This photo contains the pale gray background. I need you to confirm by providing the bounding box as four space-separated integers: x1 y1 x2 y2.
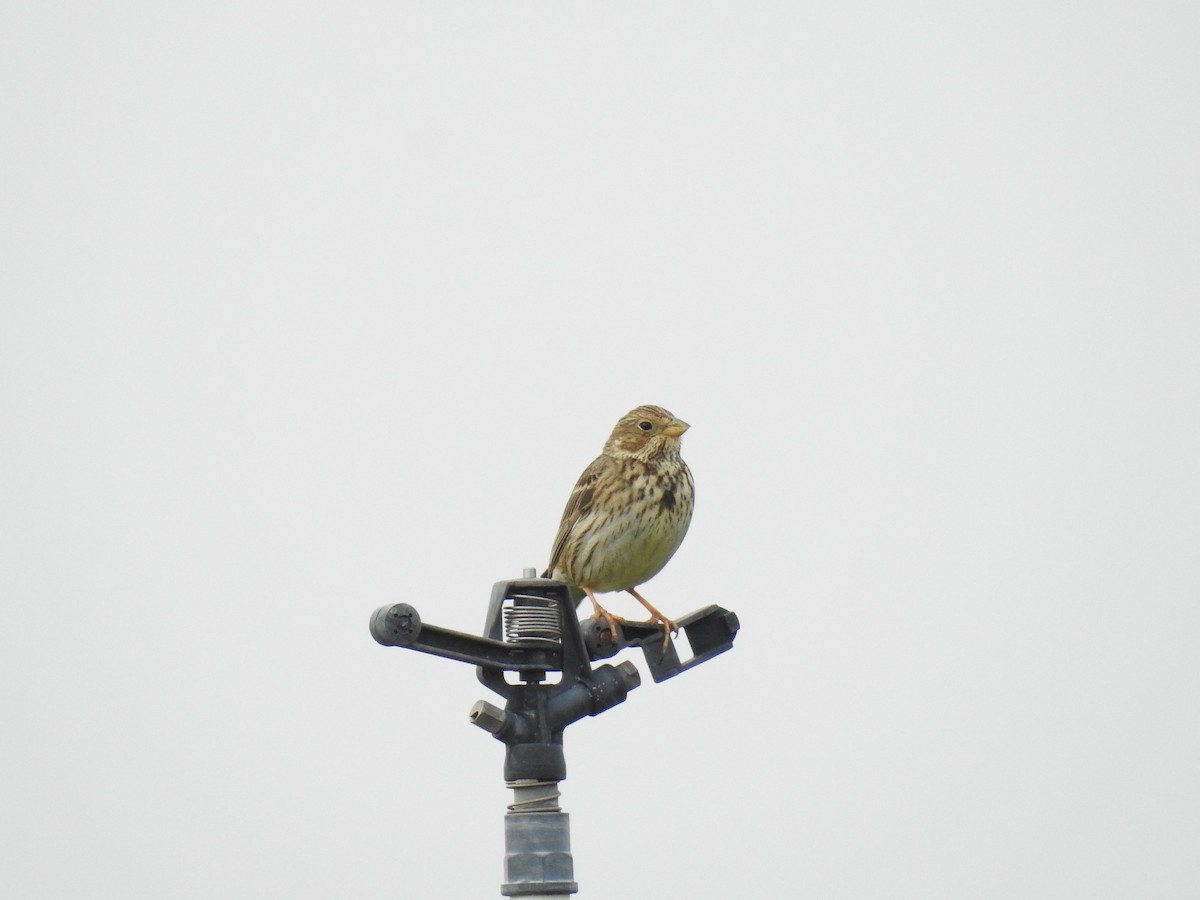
3 3 1198 898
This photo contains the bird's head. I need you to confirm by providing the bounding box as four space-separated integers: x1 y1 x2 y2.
603 405 690 460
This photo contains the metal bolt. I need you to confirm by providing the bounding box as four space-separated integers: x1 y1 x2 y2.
720 610 741 635
615 660 642 690
390 610 414 635
469 700 507 734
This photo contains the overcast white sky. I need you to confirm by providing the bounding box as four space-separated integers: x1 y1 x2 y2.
3 3 1198 898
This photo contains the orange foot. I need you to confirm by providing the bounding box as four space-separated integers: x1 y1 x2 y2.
643 615 678 650
627 587 678 649
583 587 627 646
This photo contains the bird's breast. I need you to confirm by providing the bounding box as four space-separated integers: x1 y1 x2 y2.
558 459 693 592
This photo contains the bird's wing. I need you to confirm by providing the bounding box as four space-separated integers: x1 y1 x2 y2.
545 455 608 577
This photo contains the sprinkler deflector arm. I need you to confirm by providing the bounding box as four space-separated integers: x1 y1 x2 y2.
370 580 740 684
370 603 561 672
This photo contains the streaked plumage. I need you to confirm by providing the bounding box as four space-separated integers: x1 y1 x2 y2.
545 405 694 645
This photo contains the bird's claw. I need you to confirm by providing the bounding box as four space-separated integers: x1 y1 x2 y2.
598 611 627 646
643 615 679 650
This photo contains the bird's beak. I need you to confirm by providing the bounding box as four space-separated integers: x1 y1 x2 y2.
662 419 690 438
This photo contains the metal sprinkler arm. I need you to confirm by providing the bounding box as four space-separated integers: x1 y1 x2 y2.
370 602 562 672
371 583 740 683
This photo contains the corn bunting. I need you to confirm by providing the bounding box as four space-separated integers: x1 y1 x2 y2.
544 405 694 647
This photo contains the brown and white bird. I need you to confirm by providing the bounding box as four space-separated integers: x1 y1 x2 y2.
544 404 695 647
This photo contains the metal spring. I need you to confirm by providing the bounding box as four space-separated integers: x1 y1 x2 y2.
506 779 562 813
503 595 562 643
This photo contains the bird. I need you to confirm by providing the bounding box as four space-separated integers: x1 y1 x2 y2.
543 404 694 648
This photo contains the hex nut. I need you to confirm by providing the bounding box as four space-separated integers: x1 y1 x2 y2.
469 700 507 734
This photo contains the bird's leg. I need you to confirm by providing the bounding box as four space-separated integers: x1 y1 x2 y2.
583 587 626 645
626 587 678 649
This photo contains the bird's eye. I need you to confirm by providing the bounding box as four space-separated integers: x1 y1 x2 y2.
638 421 653 431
